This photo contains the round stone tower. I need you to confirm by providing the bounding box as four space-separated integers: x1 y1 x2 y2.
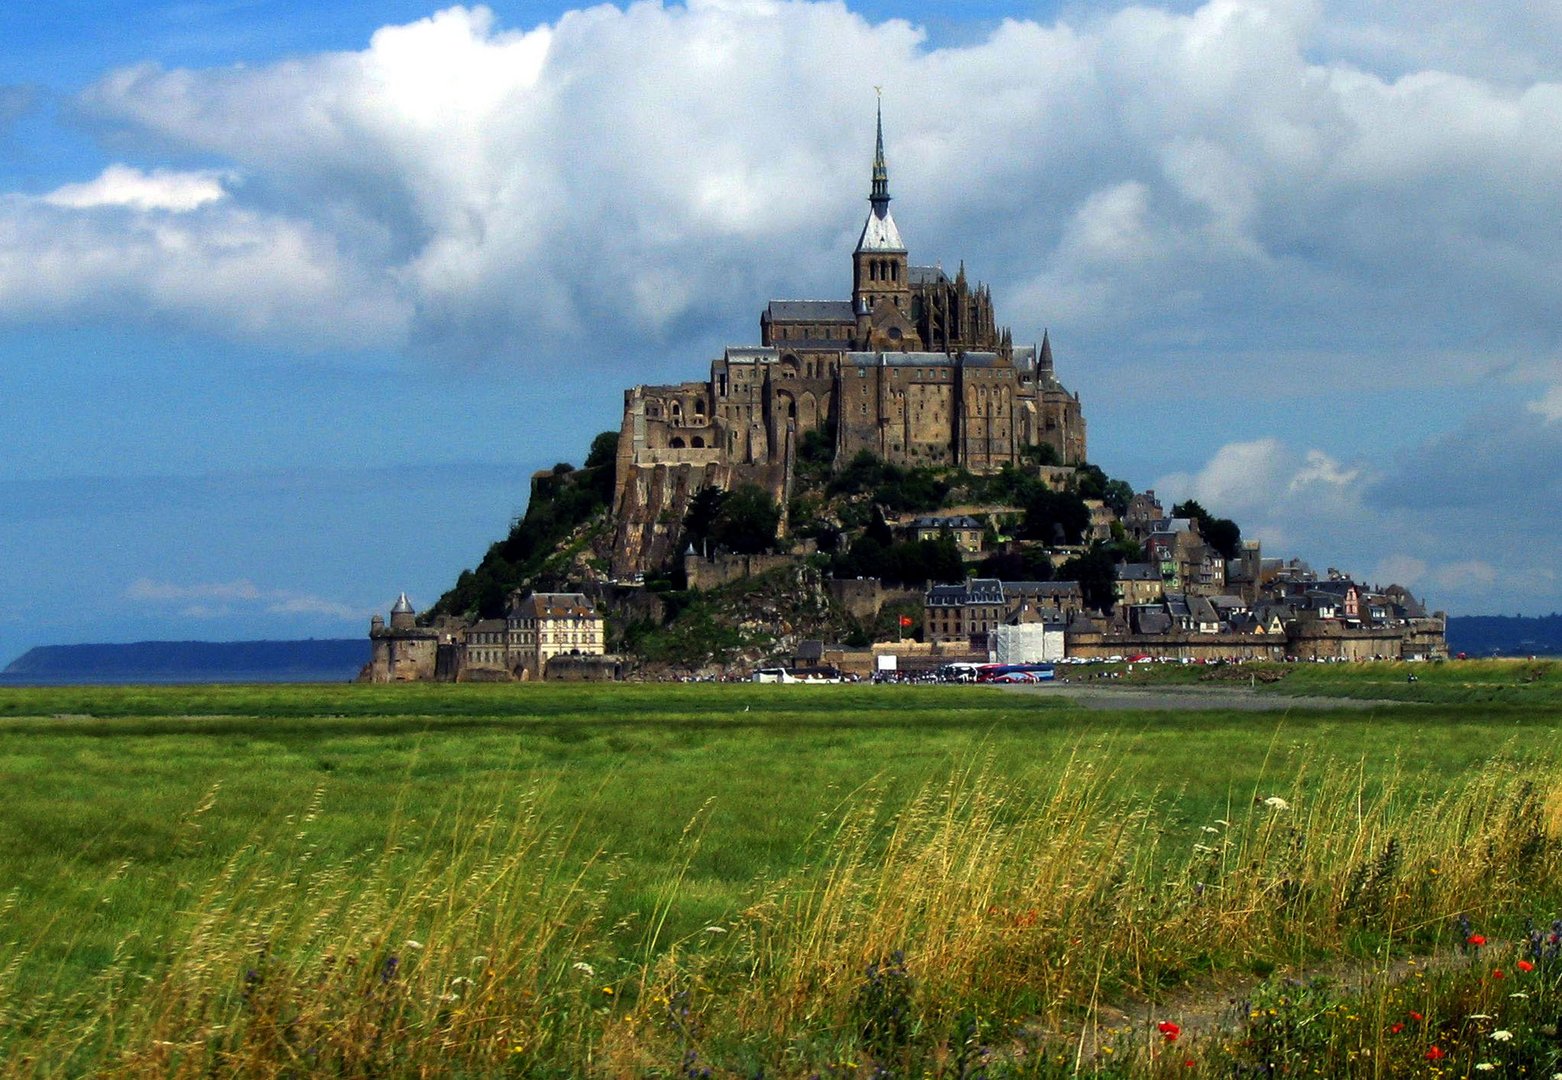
389 592 416 630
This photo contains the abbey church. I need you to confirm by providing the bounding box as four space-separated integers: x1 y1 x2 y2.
611 108 1088 576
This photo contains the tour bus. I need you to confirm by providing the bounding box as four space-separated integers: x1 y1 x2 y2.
937 662 983 683
976 663 1056 683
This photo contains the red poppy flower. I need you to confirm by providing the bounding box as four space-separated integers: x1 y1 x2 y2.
1183 1060 1195 1068
1409 1011 1424 1022
1518 960 1535 972
1390 1023 1405 1034
1426 1046 1445 1060
1493 969 1505 979
1468 934 1487 946
1158 1021 1181 1042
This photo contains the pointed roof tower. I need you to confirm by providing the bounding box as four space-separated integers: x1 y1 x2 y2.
856 95 905 253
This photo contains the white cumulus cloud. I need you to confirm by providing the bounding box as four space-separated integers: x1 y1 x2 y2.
43 165 229 212
0 0 1539 374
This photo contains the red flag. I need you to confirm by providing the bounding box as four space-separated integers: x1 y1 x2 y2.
899 615 913 627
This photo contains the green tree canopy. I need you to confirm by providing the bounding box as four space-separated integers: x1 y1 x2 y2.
1058 544 1119 614
1172 499 1243 560
1022 488 1090 546
710 484 781 555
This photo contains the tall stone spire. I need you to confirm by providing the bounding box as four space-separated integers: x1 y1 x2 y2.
855 93 904 254
870 94 891 208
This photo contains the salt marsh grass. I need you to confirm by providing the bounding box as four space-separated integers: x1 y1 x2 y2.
1 675 1560 1076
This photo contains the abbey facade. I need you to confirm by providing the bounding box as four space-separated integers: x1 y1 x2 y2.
611 109 1087 577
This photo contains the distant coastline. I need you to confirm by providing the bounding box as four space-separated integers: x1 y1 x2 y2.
1 639 370 686
0 616 1554 688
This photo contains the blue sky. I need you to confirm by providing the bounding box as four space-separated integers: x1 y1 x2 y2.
3 0 1560 660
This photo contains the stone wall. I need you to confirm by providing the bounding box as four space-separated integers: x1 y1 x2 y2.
684 551 803 591
828 577 884 621
545 655 626 681
1066 631 1288 662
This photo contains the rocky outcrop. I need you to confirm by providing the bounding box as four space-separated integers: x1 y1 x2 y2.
609 460 787 579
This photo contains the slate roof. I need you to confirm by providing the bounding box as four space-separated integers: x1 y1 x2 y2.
856 204 906 252
959 351 1002 367
772 338 852 351
391 592 414 614
1133 610 1174 635
1004 580 1082 596
1116 563 1161 582
509 592 598 619
845 351 956 368
765 300 856 322
966 578 1005 603
723 346 779 362
909 265 948 285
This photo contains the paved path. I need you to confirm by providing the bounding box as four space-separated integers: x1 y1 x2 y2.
998 682 1408 711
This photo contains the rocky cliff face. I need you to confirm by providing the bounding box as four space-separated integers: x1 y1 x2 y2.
609 460 788 579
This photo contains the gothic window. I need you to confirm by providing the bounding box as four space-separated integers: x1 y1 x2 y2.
691 436 704 448
694 397 705 415
670 437 686 449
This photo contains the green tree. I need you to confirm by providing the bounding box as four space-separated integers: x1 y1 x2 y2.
977 547 1054 581
1020 442 1061 467
1172 499 1242 560
584 431 619 471
1022 488 1090 546
710 484 781 555
682 486 728 552
1058 544 1119 613
1103 479 1134 518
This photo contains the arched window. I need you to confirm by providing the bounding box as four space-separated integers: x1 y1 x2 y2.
691 436 704 448
669 436 686 449
694 397 705 415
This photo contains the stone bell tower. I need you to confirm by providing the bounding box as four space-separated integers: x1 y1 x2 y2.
852 98 919 350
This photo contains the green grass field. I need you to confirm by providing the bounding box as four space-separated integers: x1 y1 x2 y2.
3 663 1562 1076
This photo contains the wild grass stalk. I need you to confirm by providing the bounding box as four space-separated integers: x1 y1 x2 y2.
3 752 1561 1077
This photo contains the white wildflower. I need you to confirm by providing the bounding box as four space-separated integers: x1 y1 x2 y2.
702 925 728 934
1491 1029 1513 1042
1510 992 1530 999
1263 796 1291 811
1475 1064 1495 1072
404 939 424 951
572 961 596 977
1201 826 1221 834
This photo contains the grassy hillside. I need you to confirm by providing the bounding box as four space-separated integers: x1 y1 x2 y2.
3 670 1561 1076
